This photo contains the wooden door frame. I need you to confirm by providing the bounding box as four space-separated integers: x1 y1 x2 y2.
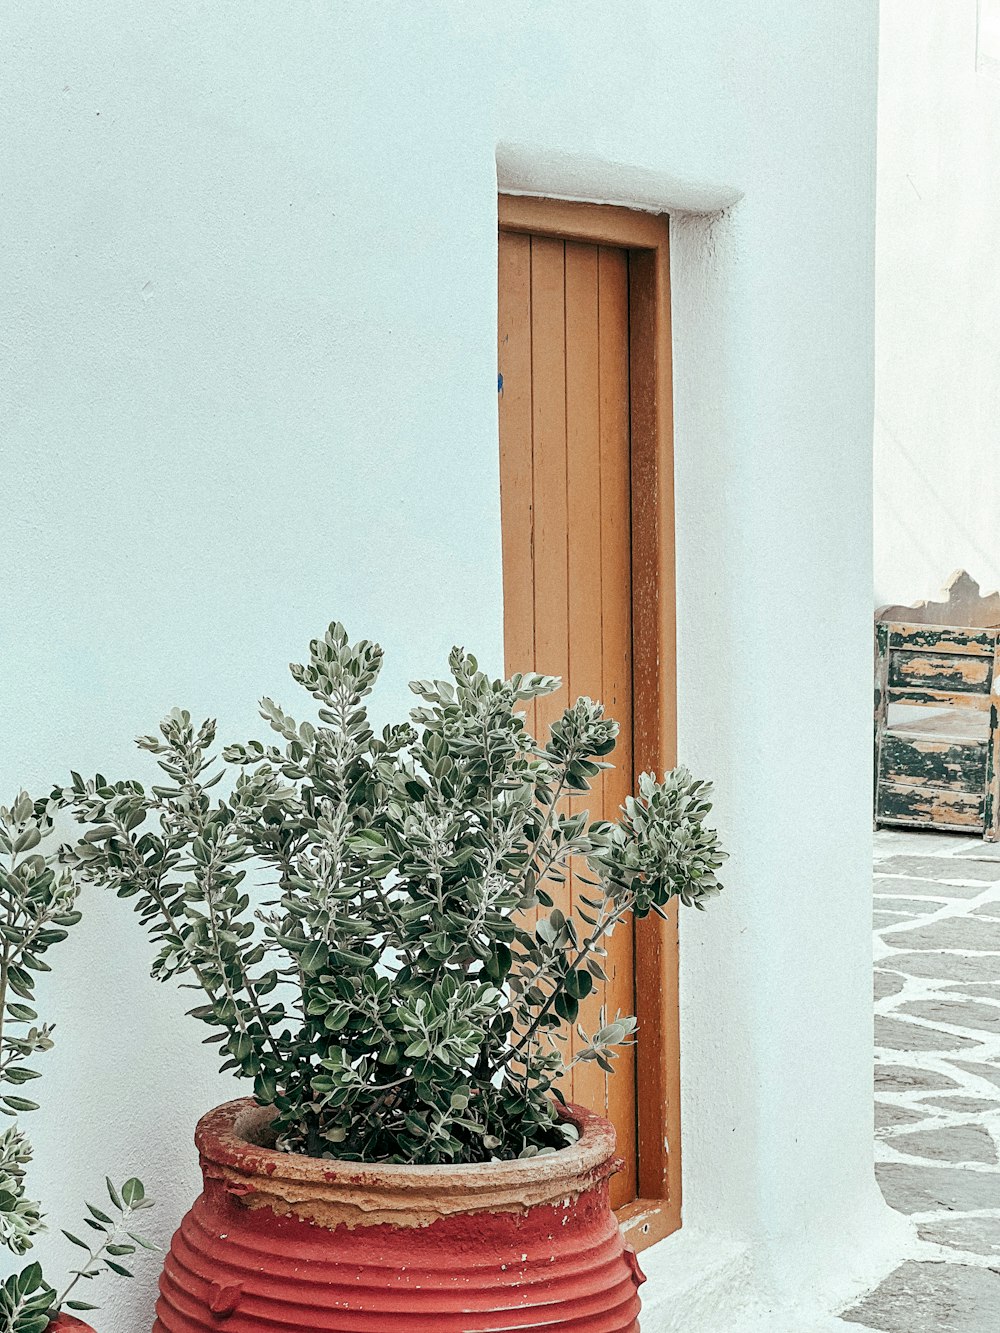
498 194 680 1249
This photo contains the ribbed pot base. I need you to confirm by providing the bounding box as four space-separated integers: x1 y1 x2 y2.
153 1099 643 1333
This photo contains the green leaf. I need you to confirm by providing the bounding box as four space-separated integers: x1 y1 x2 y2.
121 1178 145 1208
1 1096 39 1113
12 828 41 854
298 941 326 974
17 1261 43 1294
4 1067 41 1084
127 1230 158 1250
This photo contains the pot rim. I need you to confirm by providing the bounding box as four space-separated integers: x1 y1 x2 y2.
195 1097 621 1225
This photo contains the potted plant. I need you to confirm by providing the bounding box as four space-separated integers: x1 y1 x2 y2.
62 623 725 1331
0 793 153 1333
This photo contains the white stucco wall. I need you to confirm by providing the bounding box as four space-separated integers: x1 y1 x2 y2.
1 4 899 1329
875 0 1000 606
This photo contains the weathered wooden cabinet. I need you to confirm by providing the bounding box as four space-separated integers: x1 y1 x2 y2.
874 572 1000 840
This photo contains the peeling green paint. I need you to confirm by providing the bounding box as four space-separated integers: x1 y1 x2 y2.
881 733 987 791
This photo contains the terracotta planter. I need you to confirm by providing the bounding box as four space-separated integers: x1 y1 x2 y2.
154 1098 644 1332
49 1317 95 1332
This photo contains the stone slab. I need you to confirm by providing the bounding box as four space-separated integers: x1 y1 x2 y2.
917 1215 1000 1256
875 1064 960 1094
841 1261 1000 1332
878 855 1000 882
874 876 982 899
875 971 905 1001
875 911 912 930
920 1094 1000 1113
971 902 1000 919
956 843 1000 860
876 1162 1000 1213
876 1102 930 1130
873 897 944 915
889 1123 998 1165
947 1060 1000 1091
882 916 1000 952
881 952 1000 984
875 831 979 859
899 998 1000 1035
875 1016 980 1052
939 982 1000 1000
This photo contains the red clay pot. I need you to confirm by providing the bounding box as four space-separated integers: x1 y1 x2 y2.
49 1318 95 1331
154 1098 644 1332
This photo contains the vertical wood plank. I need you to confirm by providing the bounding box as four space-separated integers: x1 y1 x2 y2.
629 243 680 1219
498 231 535 738
529 235 570 728
529 236 573 1050
597 246 638 1207
564 240 605 1111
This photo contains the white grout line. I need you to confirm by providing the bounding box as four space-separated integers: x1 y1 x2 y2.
868 831 1000 1273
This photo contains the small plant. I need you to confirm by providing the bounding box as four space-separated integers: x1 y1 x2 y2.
0 794 153 1333
61 624 725 1166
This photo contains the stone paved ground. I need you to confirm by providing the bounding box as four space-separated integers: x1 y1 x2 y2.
840 829 1000 1332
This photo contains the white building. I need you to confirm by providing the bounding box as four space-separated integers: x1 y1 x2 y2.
876 0 1000 606
1 4 906 1329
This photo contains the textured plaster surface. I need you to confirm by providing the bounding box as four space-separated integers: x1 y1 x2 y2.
0 3 884 1331
839 829 1000 1331
875 0 1000 607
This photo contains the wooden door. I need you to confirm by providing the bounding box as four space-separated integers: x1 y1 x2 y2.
497 196 679 1240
